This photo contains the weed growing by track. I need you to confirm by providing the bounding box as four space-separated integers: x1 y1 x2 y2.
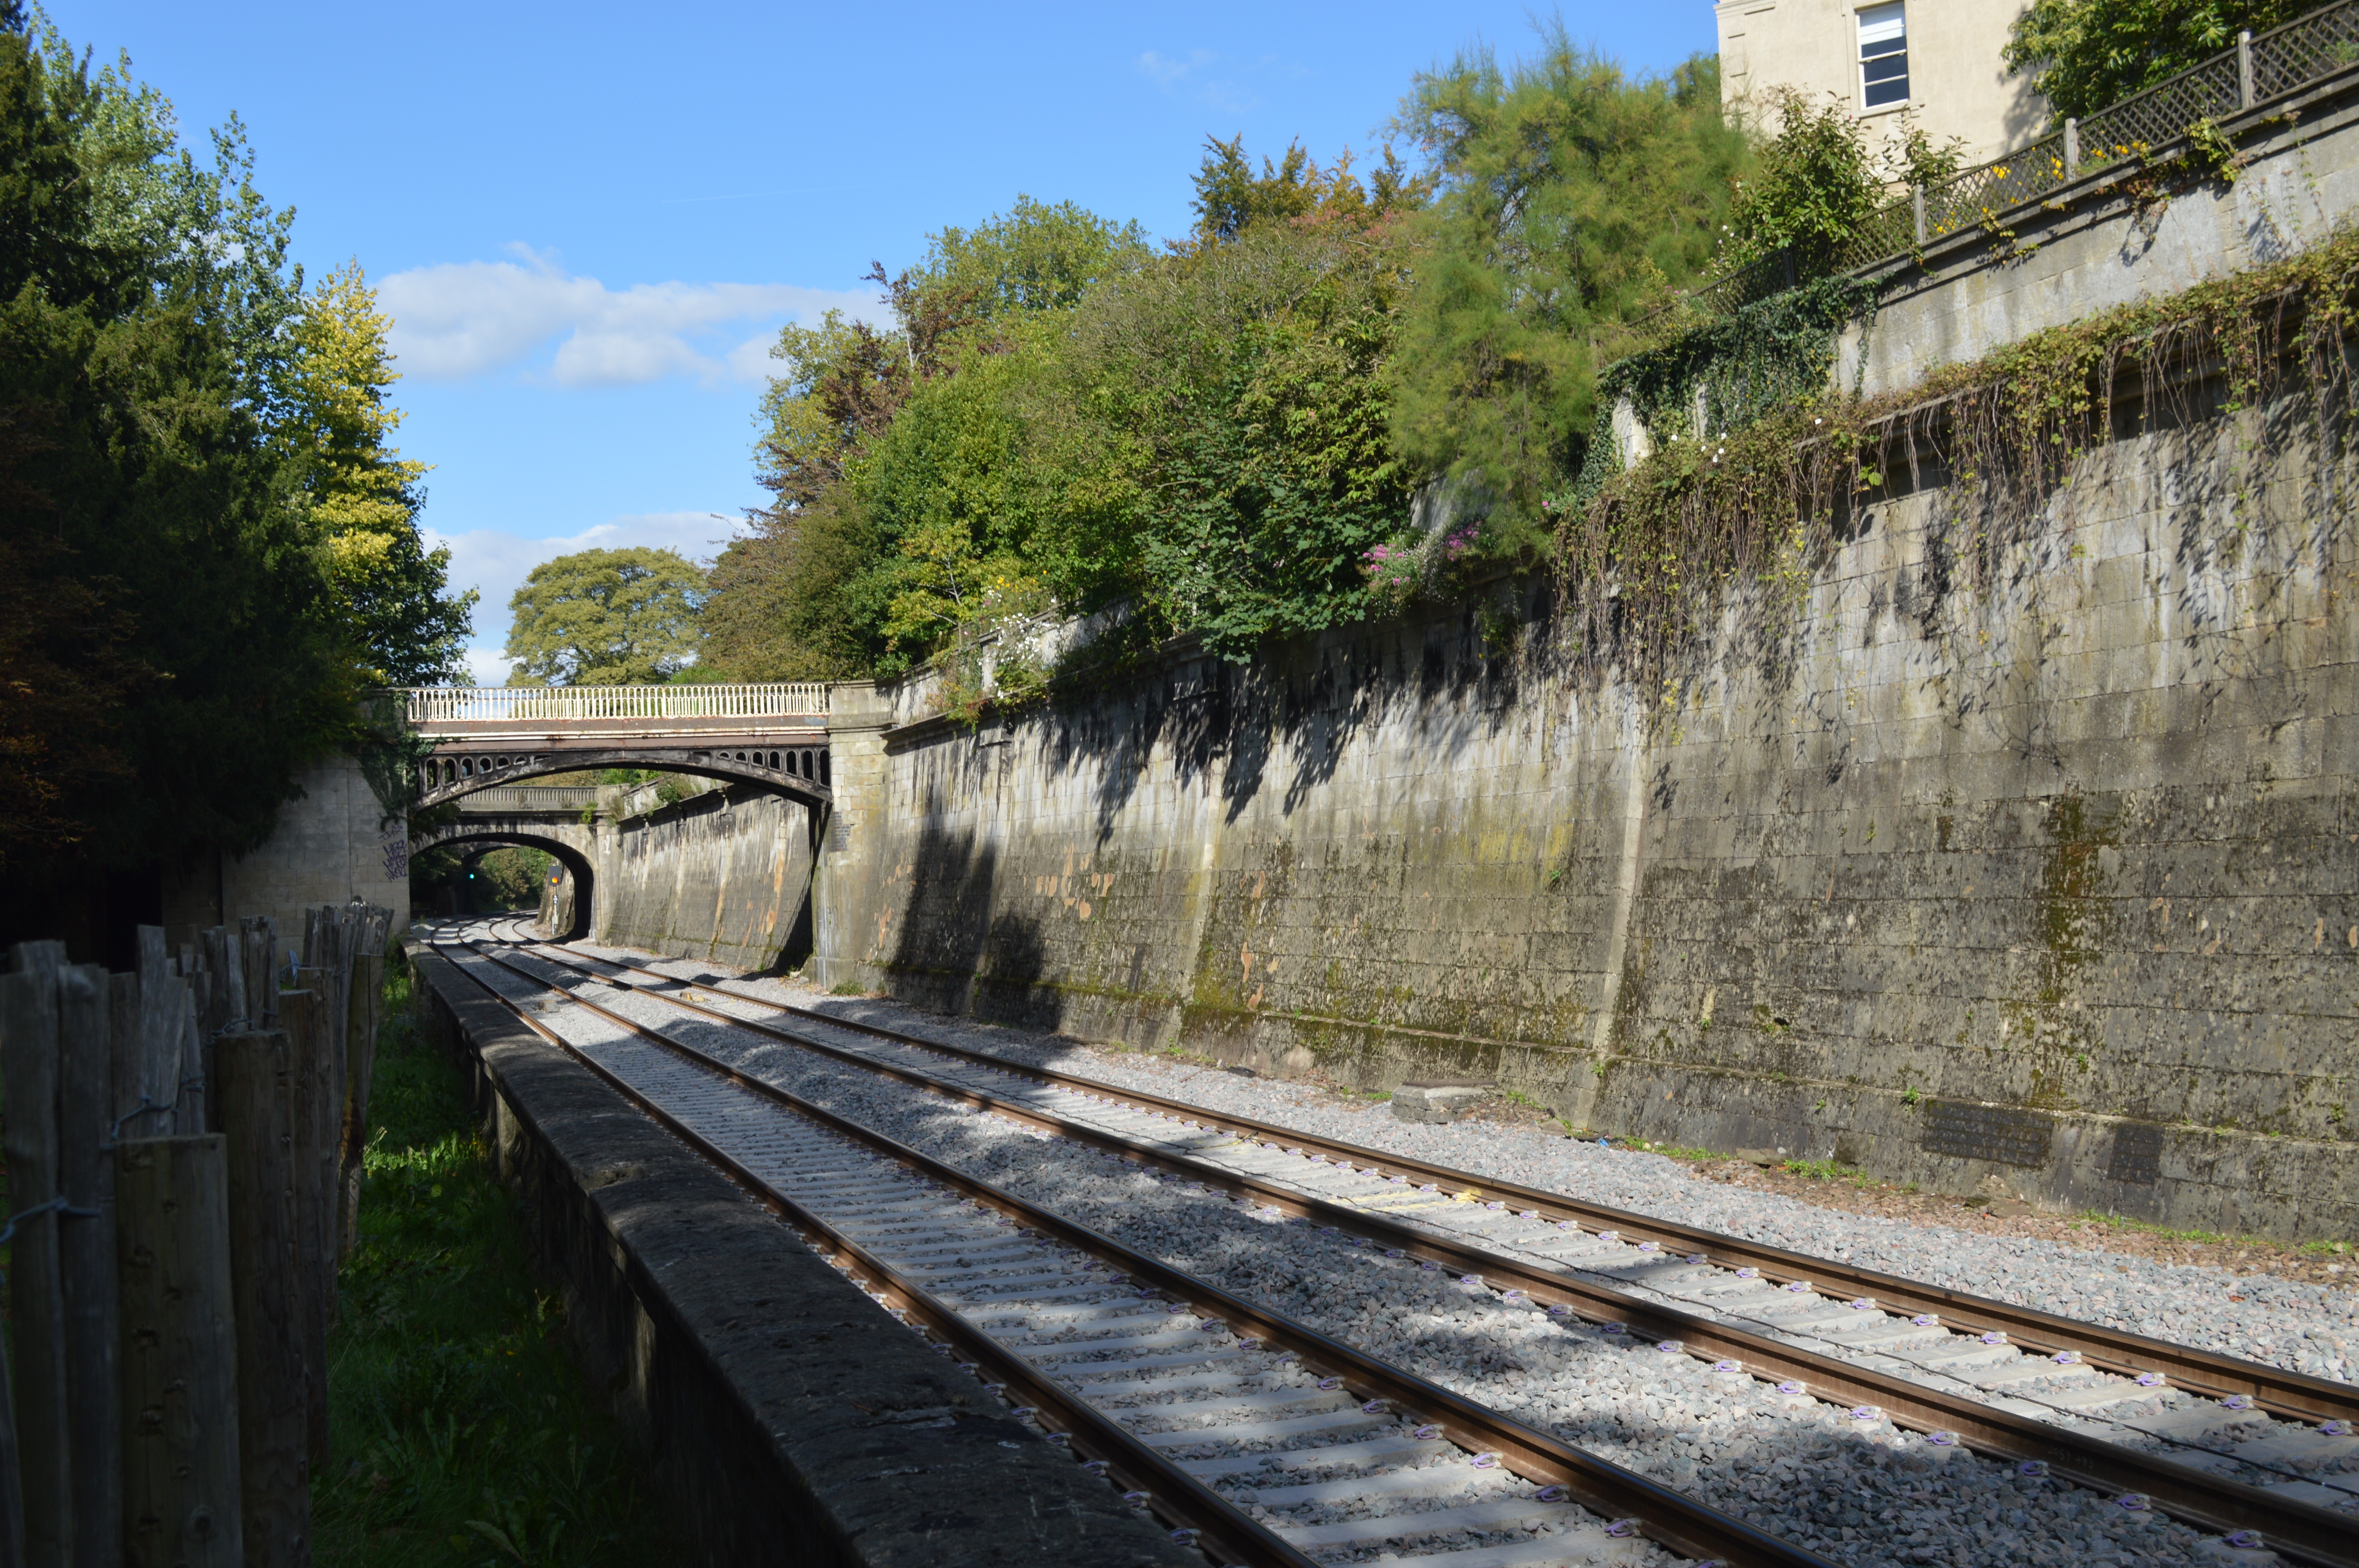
313 963 677 1568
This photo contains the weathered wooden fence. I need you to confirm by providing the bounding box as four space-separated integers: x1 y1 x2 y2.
0 902 394 1568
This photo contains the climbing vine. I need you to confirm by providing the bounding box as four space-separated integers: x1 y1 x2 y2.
1545 220 2359 715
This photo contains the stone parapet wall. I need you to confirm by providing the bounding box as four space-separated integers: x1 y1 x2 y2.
840 401 2359 1243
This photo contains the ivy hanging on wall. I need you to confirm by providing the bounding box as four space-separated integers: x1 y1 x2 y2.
1539 221 2359 718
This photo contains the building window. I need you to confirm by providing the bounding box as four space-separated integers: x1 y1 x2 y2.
1859 2 1908 108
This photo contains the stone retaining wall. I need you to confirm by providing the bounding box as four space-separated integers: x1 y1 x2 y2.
411 949 1196 1568
594 785 818 973
820 396 2359 1244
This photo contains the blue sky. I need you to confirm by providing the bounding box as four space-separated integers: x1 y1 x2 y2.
48 2 1716 682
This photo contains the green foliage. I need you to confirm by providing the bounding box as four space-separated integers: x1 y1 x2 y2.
1779 1156 1868 1182
1190 137 1427 242
916 193 1152 318
1563 272 1874 514
706 144 1442 682
0 10 469 890
707 198 1156 682
1721 90 1964 274
472 846 551 908
25 5 304 411
1382 37 1750 530
2004 0 2306 122
502 546 705 686
313 965 672 1566
1050 219 1418 659
0 9 357 879
856 343 1050 669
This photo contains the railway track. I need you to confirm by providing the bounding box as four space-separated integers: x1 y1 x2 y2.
447 920 2359 1564
427 921 1830 1568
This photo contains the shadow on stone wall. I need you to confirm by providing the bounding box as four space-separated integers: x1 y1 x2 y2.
882 797 1050 1024
1024 581 1567 852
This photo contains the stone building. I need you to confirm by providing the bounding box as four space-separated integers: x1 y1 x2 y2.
1713 0 2049 162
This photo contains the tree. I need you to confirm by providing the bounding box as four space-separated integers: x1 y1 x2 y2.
2003 0 2306 121
503 546 705 685
277 260 474 684
918 194 1150 316
705 196 1153 681
1048 219 1416 659
0 3 354 891
1190 137 1427 242
1721 91 1964 274
475 844 551 907
1383 37 1750 526
28 11 304 414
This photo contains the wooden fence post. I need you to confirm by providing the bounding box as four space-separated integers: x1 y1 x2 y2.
173 979 206 1138
0 954 72 1568
340 947 386 1258
116 1135 243 1568
214 1028 308 1568
199 927 242 1036
238 917 277 1030
280 983 337 1465
300 911 353 1272
130 930 183 1138
56 966 122 1568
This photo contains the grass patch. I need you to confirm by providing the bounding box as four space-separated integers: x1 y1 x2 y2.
1778 1157 1871 1185
314 962 676 1568
2073 1208 2354 1255
2071 1208 2233 1245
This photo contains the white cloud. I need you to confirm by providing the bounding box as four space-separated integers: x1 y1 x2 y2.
428 510 750 683
1135 47 1258 113
380 247 881 387
1138 48 1214 86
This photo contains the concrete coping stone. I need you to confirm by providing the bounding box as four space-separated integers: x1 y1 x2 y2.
414 952 1198 1568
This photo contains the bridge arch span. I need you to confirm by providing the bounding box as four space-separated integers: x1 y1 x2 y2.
416 747 831 812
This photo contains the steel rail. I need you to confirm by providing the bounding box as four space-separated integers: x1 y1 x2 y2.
471 929 2359 1567
429 932 1835 1568
518 934 2357 1430
424 938 1301 1568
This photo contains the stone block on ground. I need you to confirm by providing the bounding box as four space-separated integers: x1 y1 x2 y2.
1392 1080 1493 1125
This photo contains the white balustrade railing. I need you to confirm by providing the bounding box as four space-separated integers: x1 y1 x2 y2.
453 786 602 810
391 683 830 726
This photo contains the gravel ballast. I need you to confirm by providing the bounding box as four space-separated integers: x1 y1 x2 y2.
447 931 2354 1564
581 946 2350 1392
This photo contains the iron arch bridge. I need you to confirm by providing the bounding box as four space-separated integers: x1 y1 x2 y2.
393 684 833 810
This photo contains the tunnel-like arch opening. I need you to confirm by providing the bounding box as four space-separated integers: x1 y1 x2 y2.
413 830 595 941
